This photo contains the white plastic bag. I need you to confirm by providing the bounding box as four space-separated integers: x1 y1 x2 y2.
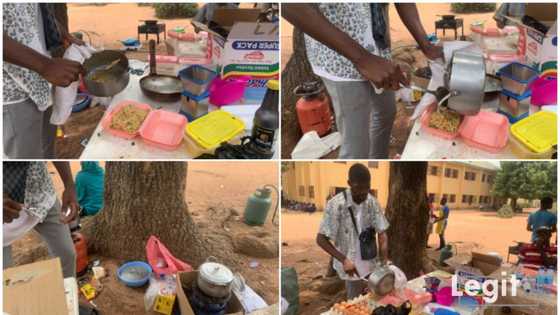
51 44 97 125
291 131 341 159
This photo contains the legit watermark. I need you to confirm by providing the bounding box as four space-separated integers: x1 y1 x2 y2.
451 271 520 303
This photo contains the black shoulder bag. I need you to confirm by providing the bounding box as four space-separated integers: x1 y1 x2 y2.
344 191 377 260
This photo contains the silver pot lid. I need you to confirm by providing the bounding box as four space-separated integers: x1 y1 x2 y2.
199 261 234 286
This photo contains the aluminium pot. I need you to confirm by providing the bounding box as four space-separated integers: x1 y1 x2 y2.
197 256 234 298
445 50 486 116
139 39 182 102
366 261 395 297
83 50 129 97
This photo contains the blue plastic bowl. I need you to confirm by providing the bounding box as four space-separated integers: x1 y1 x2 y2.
117 261 152 287
72 93 92 113
121 38 140 47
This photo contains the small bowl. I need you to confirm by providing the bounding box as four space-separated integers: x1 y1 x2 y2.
117 261 152 287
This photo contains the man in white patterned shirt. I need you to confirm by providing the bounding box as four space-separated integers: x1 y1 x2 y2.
317 163 389 299
3 162 79 278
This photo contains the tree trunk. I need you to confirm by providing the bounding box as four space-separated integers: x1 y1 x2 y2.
384 162 429 279
511 197 518 212
281 25 319 158
89 162 207 266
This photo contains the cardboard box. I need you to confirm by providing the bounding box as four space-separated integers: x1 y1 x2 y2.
4 258 68 315
506 4 557 70
176 270 244 315
446 252 506 290
220 22 279 80
213 8 262 30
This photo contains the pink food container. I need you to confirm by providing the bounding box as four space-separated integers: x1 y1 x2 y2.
420 105 462 140
530 76 557 106
101 100 152 140
458 111 509 153
139 110 188 150
209 76 251 106
435 287 454 307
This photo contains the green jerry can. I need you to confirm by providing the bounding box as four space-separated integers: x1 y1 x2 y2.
244 185 278 226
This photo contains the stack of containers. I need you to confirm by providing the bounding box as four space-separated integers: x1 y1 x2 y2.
496 62 539 123
179 65 217 120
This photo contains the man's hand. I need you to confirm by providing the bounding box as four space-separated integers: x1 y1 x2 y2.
420 42 444 60
61 30 85 47
354 53 409 91
343 258 359 277
4 194 22 224
60 188 79 224
38 58 83 87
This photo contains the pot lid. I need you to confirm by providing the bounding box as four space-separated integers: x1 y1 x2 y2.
199 261 234 285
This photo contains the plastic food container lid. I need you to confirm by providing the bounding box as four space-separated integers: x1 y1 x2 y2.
458 112 509 152
510 111 557 153
185 110 245 149
266 80 279 91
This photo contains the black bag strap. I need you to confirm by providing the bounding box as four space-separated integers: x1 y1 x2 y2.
343 191 360 236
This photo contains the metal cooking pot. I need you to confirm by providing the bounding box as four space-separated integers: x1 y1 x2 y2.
197 257 234 298
83 50 129 97
445 50 486 116
366 261 395 297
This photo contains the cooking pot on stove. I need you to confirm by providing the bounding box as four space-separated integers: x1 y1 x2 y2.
366 261 396 296
197 256 234 298
444 50 486 116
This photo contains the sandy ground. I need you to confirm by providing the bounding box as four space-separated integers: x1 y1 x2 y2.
281 4 498 157
10 161 279 314
281 209 538 314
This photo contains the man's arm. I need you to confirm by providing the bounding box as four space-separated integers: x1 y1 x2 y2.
282 4 407 90
377 231 389 263
395 4 443 60
53 162 78 223
4 34 82 87
316 233 358 276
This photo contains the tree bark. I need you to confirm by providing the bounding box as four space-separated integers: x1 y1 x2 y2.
89 162 207 266
281 25 319 158
384 162 429 279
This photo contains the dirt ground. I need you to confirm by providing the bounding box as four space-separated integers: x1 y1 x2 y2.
281 4 498 158
281 209 538 314
9 162 279 314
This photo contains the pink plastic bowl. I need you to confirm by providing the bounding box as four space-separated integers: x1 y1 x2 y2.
102 100 152 140
530 76 557 106
209 76 251 106
139 110 187 150
458 111 509 153
420 105 462 140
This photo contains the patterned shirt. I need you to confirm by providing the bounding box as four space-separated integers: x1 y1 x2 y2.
319 188 390 280
304 3 391 81
3 162 56 221
3 3 52 109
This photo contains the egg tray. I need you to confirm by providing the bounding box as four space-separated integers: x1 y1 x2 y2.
326 294 377 315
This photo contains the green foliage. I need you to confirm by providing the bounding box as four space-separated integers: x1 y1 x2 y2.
492 162 557 201
153 3 198 19
497 204 514 218
450 3 496 13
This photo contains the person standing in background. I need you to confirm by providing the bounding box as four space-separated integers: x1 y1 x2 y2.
435 197 450 251
76 161 105 217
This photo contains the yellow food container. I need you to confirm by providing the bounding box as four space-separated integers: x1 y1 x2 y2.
510 111 557 156
184 110 245 156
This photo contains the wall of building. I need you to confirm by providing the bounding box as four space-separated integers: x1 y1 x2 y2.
282 161 499 211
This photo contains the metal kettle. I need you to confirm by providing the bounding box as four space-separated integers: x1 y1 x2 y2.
444 50 486 116
365 261 395 296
